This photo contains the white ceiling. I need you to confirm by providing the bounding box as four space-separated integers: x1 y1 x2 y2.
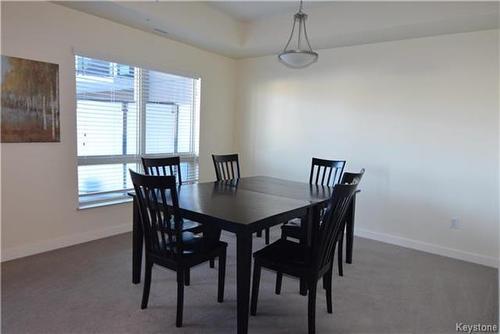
57 1 499 59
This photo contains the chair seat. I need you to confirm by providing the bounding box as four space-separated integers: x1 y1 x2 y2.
253 239 312 274
281 218 303 240
165 232 203 254
164 232 227 257
165 219 201 232
284 218 301 227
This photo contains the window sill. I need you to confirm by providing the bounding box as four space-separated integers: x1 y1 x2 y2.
78 196 132 210
77 179 199 210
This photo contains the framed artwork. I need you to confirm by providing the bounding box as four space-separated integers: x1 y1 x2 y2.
1 55 60 142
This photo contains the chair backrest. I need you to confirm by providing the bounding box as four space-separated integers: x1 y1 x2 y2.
212 154 240 181
142 156 183 185
341 168 365 186
130 170 184 258
309 158 346 187
313 180 360 272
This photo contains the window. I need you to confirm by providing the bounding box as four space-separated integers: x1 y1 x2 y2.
76 55 200 208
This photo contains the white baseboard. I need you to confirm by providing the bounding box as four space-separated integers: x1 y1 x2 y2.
1 223 132 262
355 227 499 268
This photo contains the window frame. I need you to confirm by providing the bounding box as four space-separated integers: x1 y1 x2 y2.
75 55 201 209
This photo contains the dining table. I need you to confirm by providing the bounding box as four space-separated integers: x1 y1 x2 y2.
130 175 355 334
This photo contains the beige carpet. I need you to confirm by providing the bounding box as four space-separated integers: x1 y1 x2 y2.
2 230 498 333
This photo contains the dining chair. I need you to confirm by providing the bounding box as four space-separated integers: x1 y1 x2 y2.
339 169 364 266
276 169 364 295
142 156 200 232
250 181 360 334
212 153 271 244
316 169 364 295
281 158 346 241
130 170 227 328
142 156 210 277
142 156 184 181
212 153 241 181
278 158 345 294
309 157 346 187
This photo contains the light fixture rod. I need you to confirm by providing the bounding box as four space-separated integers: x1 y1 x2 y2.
282 16 296 52
277 0 319 68
302 17 313 51
298 16 302 49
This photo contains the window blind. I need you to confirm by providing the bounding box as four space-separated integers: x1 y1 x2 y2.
76 55 200 207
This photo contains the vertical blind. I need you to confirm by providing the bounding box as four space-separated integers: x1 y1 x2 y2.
76 55 200 207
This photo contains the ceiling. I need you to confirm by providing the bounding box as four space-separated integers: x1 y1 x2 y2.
57 1 499 59
207 1 325 22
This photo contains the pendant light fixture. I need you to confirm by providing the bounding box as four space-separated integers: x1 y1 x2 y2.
278 0 319 69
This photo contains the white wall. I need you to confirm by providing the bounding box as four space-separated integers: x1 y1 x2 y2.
1 3 498 268
0 2 236 260
236 30 499 267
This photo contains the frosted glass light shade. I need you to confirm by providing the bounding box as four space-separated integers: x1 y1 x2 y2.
278 50 319 69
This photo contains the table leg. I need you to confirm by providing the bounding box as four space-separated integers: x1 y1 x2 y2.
236 232 253 334
299 213 309 295
345 195 356 264
132 197 143 284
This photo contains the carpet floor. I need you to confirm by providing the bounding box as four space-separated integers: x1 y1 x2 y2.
2 230 498 334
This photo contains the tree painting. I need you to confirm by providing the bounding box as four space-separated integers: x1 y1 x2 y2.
1 56 60 142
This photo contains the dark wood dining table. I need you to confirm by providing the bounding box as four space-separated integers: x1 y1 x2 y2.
131 176 349 334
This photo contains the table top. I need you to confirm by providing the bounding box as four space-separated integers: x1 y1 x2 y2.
131 176 332 233
229 176 333 203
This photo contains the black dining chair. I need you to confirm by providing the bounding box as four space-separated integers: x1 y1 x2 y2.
281 158 346 241
142 156 214 277
340 170 364 265
130 170 227 328
212 153 271 244
212 153 241 181
142 156 201 231
142 156 184 181
278 158 345 294
250 181 360 334
277 169 364 294
315 170 364 294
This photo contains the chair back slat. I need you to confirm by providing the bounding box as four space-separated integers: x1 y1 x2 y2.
309 158 346 187
142 156 183 185
130 170 184 258
212 154 240 181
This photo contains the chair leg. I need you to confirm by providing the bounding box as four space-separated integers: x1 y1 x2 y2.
184 269 190 286
217 252 226 303
141 260 153 309
250 263 261 316
300 279 307 296
346 196 356 264
307 281 317 334
209 258 215 268
176 270 185 328
275 272 283 295
265 227 270 245
325 269 333 313
323 260 334 290
338 230 344 277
